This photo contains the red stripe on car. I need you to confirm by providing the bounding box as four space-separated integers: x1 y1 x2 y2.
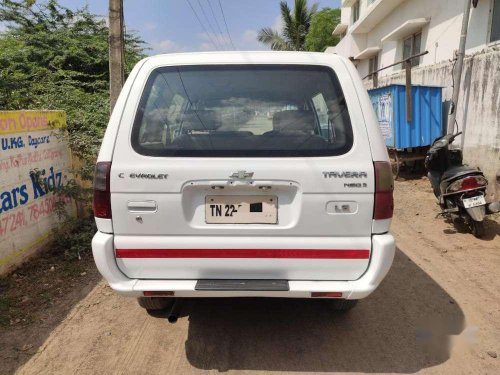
115 249 370 259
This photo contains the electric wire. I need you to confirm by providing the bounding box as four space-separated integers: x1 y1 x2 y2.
206 0 230 50
185 0 219 50
196 0 224 50
218 0 236 50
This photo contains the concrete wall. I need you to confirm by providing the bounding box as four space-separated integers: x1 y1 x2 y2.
0 111 75 275
364 48 500 201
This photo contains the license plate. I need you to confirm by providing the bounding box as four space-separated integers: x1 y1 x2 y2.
463 195 486 208
206 195 277 224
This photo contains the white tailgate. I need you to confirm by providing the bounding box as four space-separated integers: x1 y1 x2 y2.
105 53 376 281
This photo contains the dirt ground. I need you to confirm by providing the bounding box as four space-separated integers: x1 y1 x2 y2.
1 177 499 375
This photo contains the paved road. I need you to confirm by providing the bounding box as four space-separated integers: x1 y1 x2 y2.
16 179 500 374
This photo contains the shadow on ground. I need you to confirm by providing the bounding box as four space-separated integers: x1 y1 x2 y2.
0 254 101 375
161 248 465 373
443 217 500 241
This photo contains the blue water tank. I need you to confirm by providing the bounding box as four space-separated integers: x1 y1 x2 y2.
368 84 444 149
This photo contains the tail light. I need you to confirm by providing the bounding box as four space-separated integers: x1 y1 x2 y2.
93 162 112 219
373 161 394 220
448 176 487 192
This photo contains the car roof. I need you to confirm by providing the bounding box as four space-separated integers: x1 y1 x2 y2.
141 51 348 67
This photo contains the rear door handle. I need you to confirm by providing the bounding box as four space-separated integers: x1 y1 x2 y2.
127 201 157 213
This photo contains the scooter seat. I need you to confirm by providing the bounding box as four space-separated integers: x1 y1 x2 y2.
441 165 480 181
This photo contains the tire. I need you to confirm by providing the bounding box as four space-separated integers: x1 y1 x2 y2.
470 220 485 238
389 149 400 180
137 297 174 311
328 299 358 312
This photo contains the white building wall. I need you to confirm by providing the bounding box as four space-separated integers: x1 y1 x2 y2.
357 58 370 78
334 0 497 76
466 1 494 51
362 0 493 76
340 5 351 25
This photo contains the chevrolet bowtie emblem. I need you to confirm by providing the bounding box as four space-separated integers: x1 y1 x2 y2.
230 170 254 179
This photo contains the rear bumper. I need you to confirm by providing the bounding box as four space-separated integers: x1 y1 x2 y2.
92 232 395 299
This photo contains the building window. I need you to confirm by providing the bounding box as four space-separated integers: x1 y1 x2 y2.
491 0 500 42
352 1 360 24
402 32 422 67
369 54 379 75
369 54 379 84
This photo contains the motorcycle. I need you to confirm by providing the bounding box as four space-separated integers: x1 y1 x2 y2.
425 132 500 237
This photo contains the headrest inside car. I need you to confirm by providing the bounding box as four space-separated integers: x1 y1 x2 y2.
272 110 315 133
182 110 219 131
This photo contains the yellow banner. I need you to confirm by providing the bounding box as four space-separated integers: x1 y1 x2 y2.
0 111 66 135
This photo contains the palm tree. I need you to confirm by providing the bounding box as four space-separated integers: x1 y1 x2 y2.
258 0 318 51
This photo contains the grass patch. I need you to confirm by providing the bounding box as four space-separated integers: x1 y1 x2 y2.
0 314 10 326
61 262 85 278
0 295 14 311
38 293 52 304
0 296 15 327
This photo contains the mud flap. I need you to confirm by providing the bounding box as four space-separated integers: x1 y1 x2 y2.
465 205 486 222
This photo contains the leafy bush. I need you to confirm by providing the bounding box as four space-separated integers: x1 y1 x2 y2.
0 0 145 174
0 0 146 258
305 8 341 52
50 216 97 260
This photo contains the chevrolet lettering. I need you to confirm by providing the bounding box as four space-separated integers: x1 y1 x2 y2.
129 173 168 180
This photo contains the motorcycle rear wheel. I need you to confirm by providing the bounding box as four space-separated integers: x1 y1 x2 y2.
470 220 485 238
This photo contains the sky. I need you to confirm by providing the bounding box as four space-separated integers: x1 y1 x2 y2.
55 0 341 54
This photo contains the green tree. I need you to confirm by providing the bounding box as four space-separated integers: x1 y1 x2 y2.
0 0 145 181
305 8 341 52
258 0 318 51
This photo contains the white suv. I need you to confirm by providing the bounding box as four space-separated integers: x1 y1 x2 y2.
92 52 395 312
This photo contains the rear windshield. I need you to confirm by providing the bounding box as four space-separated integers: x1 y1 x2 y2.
131 65 353 157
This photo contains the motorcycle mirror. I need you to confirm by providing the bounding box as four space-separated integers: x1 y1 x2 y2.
450 131 463 143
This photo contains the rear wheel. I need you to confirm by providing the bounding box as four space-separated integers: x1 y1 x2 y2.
137 297 174 311
327 299 358 312
470 220 485 238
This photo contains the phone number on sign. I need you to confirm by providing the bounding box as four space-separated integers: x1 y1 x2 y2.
0 195 71 237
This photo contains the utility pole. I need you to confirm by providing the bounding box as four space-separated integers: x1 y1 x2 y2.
109 0 125 112
447 0 472 134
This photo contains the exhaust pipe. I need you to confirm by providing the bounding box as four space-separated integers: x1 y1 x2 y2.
167 299 181 323
487 201 500 214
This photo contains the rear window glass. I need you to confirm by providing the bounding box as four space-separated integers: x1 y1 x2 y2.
131 65 353 157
